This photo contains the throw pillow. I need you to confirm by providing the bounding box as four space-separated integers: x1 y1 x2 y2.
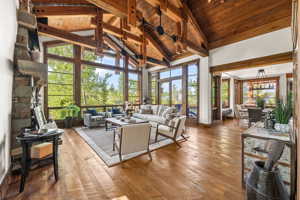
162 107 173 118
151 105 159 115
140 109 153 114
87 109 97 116
112 108 122 114
158 105 166 117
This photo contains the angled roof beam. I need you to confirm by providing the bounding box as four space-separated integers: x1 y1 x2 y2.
140 23 172 62
144 0 208 49
38 23 97 49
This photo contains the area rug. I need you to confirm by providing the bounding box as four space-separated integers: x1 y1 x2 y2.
75 126 187 166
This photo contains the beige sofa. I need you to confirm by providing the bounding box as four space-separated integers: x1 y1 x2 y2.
132 104 178 125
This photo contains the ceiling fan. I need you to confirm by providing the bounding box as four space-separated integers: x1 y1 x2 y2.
143 7 178 43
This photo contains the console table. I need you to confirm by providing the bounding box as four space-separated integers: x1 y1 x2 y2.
241 127 296 200
16 129 64 193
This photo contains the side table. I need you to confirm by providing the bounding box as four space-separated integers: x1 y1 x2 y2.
16 129 64 193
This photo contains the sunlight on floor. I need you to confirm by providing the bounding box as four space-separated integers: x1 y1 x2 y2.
112 195 130 200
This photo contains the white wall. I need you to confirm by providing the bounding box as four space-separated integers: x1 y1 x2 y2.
210 28 293 66
0 0 17 184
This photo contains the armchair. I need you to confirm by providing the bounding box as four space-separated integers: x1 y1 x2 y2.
83 111 107 128
113 123 152 162
155 116 187 147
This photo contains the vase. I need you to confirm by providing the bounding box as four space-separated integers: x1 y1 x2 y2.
274 123 281 132
274 123 290 133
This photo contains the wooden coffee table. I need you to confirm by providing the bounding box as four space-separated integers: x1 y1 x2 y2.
105 117 148 131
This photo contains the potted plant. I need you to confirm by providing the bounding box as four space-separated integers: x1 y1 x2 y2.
256 96 266 109
61 104 80 128
273 94 293 133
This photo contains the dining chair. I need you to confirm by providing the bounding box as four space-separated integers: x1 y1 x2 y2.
113 123 152 162
235 105 248 127
248 108 263 127
155 116 187 147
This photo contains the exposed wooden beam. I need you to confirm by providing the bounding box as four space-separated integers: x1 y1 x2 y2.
91 17 142 44
103 35 139 66
210 52 293 73
32 6 97 16
104 34 168 67
38 23 97 49
144 0 182 22
32 0 89 4
180 1 208 48
185 40 208 57
144 0 208 49
84 0 127 17
141 23 172 61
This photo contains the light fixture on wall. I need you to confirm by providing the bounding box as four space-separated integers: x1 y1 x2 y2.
250 69 275 90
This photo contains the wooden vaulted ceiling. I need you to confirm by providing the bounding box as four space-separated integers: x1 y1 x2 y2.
187 0 292 49
32 0 292 67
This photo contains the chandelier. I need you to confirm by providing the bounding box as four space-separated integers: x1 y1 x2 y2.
250 69 275 90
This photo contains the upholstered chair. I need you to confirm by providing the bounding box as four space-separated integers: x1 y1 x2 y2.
113 123 152 162
155 116 187 147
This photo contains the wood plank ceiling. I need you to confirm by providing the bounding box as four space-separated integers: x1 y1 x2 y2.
32 0 292 67
187 0 292 49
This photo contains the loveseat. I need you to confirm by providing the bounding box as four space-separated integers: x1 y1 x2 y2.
132 104 179 125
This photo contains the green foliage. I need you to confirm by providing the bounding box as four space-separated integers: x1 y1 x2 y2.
256 96 265 108
61 104 80 119
273 94 293 124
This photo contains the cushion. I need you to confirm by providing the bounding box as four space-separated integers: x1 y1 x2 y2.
140 109 153 114
158 125 173 137
140 104 152 110
151 105 159 115
162 107 176 118
158 105 167 117
112 108 122 114
86 109 97 116
91 116 104 121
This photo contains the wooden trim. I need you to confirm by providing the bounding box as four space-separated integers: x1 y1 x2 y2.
0 171 11 199
74 45 81 107
210 52 293 73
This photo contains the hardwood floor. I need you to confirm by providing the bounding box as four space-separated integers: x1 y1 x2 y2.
6 120 246 200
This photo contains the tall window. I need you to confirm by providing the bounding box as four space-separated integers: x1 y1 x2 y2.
150 73 158 104
128 73 140 104
47 44 74 119
222 79 230 108
81 65 124 106
243 79 278 106
187 63 199 118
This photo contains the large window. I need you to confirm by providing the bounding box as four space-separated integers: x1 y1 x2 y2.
47 45 74 120
128 73 140 104
222 79 230 108
81 65 124 106
242 79 278 106
45 42 141 120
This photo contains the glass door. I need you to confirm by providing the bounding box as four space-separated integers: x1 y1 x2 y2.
187 64 199 119
171 79 182 110
160 81 170 105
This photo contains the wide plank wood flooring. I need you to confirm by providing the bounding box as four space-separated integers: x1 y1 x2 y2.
6 120 245 200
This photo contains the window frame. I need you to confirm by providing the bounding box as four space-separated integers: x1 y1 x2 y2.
43 41 142 120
